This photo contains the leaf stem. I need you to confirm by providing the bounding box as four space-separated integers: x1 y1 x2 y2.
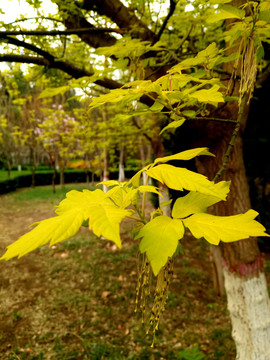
127 215 145 222
142 173 150 219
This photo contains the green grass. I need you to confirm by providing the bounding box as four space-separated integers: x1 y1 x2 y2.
0 169 33 181
8 183 94 203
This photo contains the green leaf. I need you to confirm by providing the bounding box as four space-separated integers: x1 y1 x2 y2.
154 147 214 165
172 181 230 219
135 216 185 275
183 210 270 245
146 164 228 200
1 211 84 260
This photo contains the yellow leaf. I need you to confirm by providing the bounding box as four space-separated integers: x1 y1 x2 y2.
1 211 84 260
146 164 228 200
172 182 230 218
136 216 184 275
154 147 214 164
56 189 131 246
183 210 270 245
190 85 224 105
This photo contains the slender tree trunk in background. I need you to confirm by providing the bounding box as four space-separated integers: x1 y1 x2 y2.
139 138 148 185
30 148 37 187
91 170 95 185
102 147 109 193
84 155 90 189
85 169 90 189
49 154 57 194
60 167 65 189
6 160 11 179
31 167 36 187
118 144 125 182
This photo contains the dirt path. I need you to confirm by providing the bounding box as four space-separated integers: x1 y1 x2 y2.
0 195 55 251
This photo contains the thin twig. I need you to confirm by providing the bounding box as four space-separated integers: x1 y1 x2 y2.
185 116 237 124
213 92 248 183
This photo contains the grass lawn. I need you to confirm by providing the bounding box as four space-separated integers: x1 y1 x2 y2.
1 185 263 359
0 169 34 181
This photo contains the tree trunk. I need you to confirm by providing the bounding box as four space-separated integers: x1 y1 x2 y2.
193 110 270 359
224 269 270 360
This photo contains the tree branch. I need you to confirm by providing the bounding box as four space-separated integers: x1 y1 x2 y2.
0 54 122 89
81 0 157 42
156 0 177 42
56 1 117 48
1 35 55 61
0 28 125 36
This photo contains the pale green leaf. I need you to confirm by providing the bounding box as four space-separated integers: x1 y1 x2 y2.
183 210 270 245
160 119 185 134
146 164 228 200
160 199 173 208
39 86 70 99
135 216 185 275
207 5 245 23
98 180 121 187
259 10 270 22
190 85 224 104
180 43 219 67
128 165 151 187
149 101 164 112
172 181 230 218
106 186 137 209
154 147 214 165
137 185 163 196
256 46 265 62
1 211 84 260
182 110 196 117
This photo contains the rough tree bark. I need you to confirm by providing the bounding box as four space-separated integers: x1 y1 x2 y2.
192 81 270 359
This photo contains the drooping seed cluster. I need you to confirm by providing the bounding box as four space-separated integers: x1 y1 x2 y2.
135 254 175 345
